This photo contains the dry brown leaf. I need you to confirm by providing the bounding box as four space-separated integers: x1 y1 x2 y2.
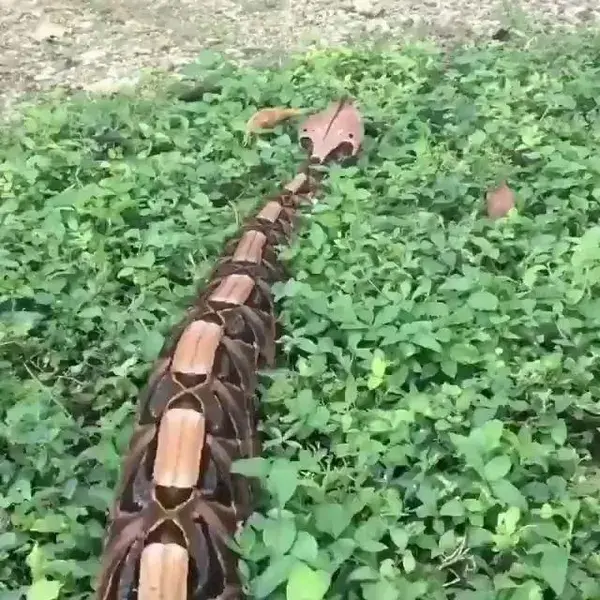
486 182 515 219
245 107 306 134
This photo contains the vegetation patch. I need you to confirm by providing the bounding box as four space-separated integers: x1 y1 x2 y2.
2 32 600 600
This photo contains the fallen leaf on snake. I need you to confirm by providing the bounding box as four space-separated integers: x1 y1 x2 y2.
486 182 516 219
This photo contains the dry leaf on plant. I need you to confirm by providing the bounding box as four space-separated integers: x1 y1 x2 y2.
486 182 516 219
244 107 308 144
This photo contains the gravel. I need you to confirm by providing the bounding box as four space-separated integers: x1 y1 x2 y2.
1 0 600 110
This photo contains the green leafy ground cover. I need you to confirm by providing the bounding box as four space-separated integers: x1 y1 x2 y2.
3 30 600 600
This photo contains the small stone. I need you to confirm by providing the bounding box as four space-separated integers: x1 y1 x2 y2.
84 77 140 94
352 0 384 18
169 56 192 68
224 48 245 59
158 57 178 71
576 7 595 21
32 19 67 42
80 49 106 63
365 18 390 33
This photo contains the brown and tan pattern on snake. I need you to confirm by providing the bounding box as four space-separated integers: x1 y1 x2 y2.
95 98 364 600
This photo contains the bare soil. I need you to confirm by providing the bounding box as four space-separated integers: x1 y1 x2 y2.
1 0 599 111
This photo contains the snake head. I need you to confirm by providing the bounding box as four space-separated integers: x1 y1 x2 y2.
299 97 364 164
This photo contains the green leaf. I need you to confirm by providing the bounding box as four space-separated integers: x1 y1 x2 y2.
539 544 569 595
440 498 465 517
252 555 295 598
371 349 387 378
499 507 521 535
467 291 499 311
522 265 545 288
389 528 409 551
26 544 45 581
509 581 543 600
550 420 567 445
572 226 600 267
367 374 384 390
441 359 457 377
413 333 442 352
286 563 331 600
309 223 327 250
491 479 528 510
344 375 358 404
483 455 512 481
290 532 319 562
449 343 480 364
295 388 317 417
314 503 352 538
0 532 17 552
263 516 297 555
267 459 299 507
373 304 401 328
26 580 61 600
361 579 400 600
469 129 486 146
30 514 66 534
140 330 164 361
402 550 416 573
478 419 504 450
231 457 270 478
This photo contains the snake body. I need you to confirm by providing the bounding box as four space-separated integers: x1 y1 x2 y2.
96 98 364 600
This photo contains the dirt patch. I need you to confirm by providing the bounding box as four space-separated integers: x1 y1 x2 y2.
1 0 599 110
